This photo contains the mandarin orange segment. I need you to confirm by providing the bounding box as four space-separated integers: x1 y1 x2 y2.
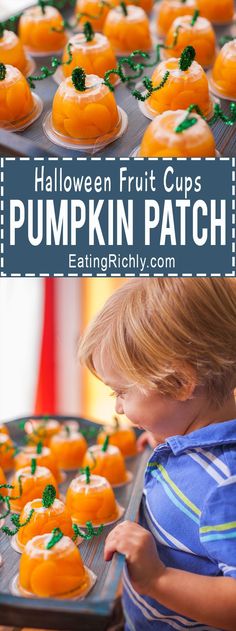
50 431 87 470
0 65 34 125
14 445 61 483
197 0 234 23
138 109 216 157
97 427 137 457
165 16 216 68
19 535 87 597
19 6 67 53
9 465 59 512
156 0 197 36
16 497 73 550
0 31 28 74
212 41 236 98
66 474 119 525
83 445 128 485
62 33 117 85
0 434 15 471
52 74 120 142
147 58 212 117
104 5 151 53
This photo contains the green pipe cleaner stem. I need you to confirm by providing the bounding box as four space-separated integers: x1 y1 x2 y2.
72 66 87 90
42 484 57 507
175 104 204 133
72 521 103 541
83 21 95 41
102 435 109 452
120 1 128 15
179 46 196 71
191 10 199 26
132 71 169 101
209 102 236 126
0 64 6 81
80 426 99 439
37 441 43 454
31 458 37 475
46 527 64 549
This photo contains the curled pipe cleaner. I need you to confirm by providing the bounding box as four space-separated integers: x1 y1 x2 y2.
132 71 169 101
0 64 6 81
28 42 73 88
209 102 236 126
72 521 104 541
2 509 34 536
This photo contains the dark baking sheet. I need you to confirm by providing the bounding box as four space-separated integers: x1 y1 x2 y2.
0 4 235 157
0 415 150 630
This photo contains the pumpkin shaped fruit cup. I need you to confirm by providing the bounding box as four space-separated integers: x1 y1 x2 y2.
97 416 137 457
10 485 74 553
18 1 67 56
24 418 61 446
58 22 118 85
137 106 216 157
0 26 35 76
0 63 43 131
9 460 59 513
83 435 131 486
75 0 119 32
210 40 236 100
165 11 216 69
135 46 215 120
0 433 15 471
50 428 88 470
104 2 152 55
14 531 96 598
14 443 62 484
197 0 234 25
66 466 124 526
44 66 128 151
156 0 197 37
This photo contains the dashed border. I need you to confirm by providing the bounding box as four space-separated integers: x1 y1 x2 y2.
0 156 235 278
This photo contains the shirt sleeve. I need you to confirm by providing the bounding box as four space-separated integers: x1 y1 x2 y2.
199 476 236 579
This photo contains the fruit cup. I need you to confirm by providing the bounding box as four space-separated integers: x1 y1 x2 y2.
14 445 62 484
50 430 88 470
83 439 130 486
211 40 236 100
0 29 35 76
60 24 117 85
165 13 216 68
24 418 61 446
9 463 59 513
97 421 137 457
75 0 119 32
0 434 15 471
19 4 67 55
104 3 152 55
0 63 42 131
197 0 234 24
156 0 197 37
66 470 123 526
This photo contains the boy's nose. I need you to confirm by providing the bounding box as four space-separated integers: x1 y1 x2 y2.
115 398 124 415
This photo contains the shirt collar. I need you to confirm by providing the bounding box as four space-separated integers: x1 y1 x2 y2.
165 418 236 455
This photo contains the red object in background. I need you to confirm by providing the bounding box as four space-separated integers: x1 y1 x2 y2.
34 279 56 415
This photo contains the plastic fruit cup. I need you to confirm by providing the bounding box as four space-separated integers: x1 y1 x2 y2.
0 30 31 75
211 40 236 99
9 466 59 513
18 534 89 597
25 419 61 446
50 431 88 470
75 0 119 32
156 0 197 37
0 434 15 471
61 32 117 84
14 446 62 484
165 16 216 68
19 5 67 54
138 109 216 157
66 473 120 525
104 5 152 54
197 0 234 24
15 498 74 553
97 426 137 457
145 58 213 118
83 444 129 485
0 65 40 131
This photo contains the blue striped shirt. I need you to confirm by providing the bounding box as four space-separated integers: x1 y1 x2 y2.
123 419 236 631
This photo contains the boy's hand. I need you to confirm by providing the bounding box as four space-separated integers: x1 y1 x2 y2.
104 520 165 594
137 431 160 452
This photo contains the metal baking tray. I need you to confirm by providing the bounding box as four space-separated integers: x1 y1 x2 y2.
0 415 150 630
0 4 235 157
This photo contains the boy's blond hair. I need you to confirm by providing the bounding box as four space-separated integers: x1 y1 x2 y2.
78 279 236 405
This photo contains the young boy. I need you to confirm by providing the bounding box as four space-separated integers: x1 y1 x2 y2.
79 279 236 631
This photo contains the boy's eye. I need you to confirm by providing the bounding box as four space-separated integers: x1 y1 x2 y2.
110 390 125 398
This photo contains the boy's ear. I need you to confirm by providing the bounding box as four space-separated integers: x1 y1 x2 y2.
175 365 197 401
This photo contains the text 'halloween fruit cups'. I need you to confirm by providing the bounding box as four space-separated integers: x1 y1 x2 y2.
0 63 43 131
24 418 61 446
0 434 15 471
18 2 67 56
66 466 124 526
134 46 215 120
156 0 197 37
75 0 119 32
136 107 217 157
56 22 118 85
0 26 35 76
97 417 137 457
104 2 152 55
9 461 59 513
210 40 236 100
12 531 96 598
14 443 62 484
165 11 216 69
10 485 73 554
197 0 234 25
83 436 132 486
50 427 88 470
43 66 128 151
